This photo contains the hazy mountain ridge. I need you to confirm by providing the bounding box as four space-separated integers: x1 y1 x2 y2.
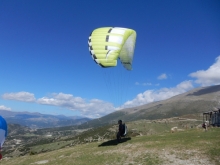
0 110 91 128
1 85 220 129
78 85 220 129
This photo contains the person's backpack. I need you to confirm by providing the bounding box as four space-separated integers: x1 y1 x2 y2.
122 124 127 136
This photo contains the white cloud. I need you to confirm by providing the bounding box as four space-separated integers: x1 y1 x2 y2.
121 80 194 108
189 56 220 86
0 105 11 111
135 82 152 86
3 55 219 118
37 93 115 118
2 92 36 102
1 91 115 118
143 83 152 86
158 73 167 80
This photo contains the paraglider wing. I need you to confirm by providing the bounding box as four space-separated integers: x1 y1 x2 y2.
88 27 136 70
0 116 7 148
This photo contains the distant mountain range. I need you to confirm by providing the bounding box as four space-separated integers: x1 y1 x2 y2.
1 85 220 129
78 85 220 129
0 110 91 128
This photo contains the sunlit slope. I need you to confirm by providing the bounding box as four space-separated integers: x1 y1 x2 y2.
2 117 202 158
79 85 220 129
2 127 220 165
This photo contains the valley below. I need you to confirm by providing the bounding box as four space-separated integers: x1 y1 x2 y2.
1 114 220 165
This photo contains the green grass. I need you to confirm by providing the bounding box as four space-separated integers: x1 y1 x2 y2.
2 127 220 165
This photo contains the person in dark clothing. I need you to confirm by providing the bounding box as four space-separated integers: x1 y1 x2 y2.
0 144 2 160
117 120 124 143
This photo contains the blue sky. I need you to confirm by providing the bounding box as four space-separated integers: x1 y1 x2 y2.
0 0 220 118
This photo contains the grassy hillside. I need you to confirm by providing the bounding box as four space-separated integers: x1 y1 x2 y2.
2 115 220 165
1 126 219 165
78 85 220 129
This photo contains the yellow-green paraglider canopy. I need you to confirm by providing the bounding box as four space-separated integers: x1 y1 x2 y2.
88 27 136 70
